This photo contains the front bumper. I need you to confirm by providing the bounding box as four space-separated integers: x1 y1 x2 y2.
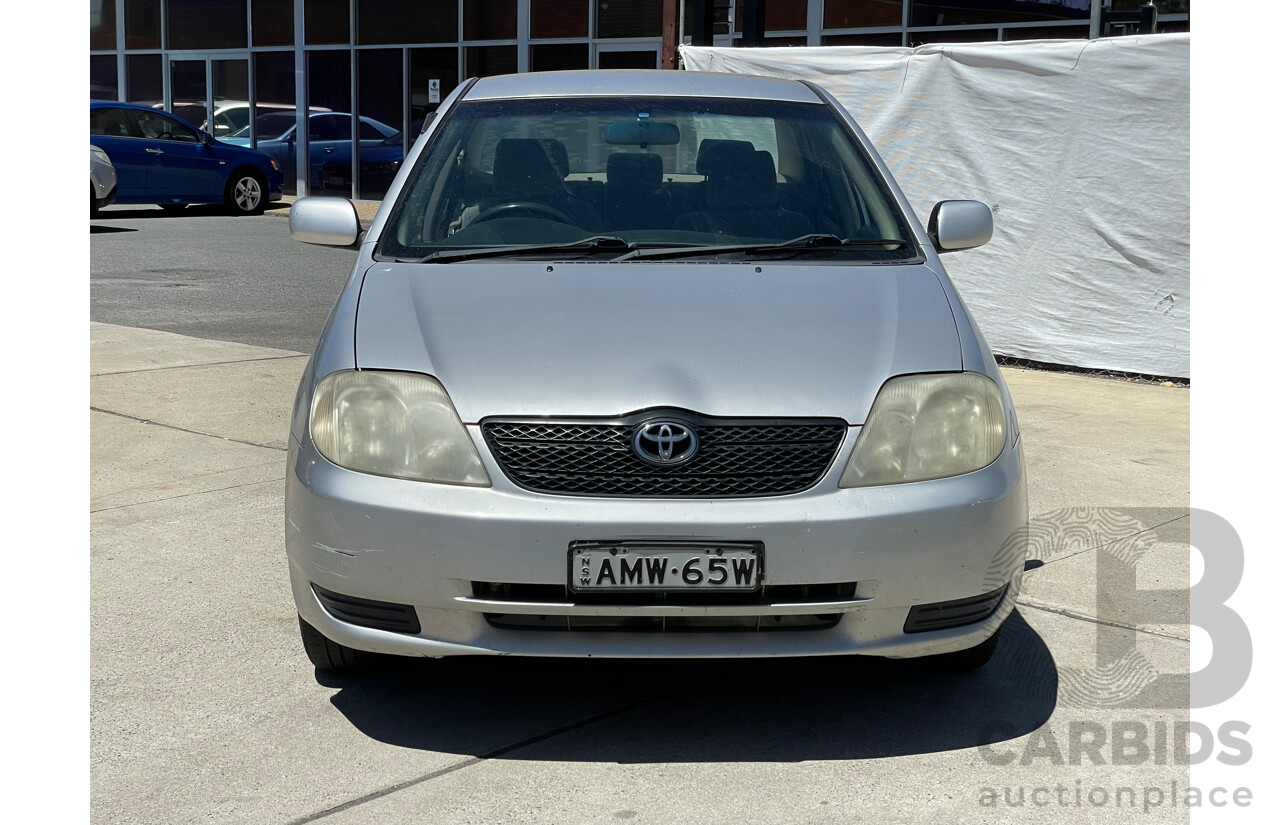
95 182 117 208
285 427 1027 659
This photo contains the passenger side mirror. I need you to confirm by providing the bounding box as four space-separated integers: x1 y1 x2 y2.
928 200 993 252
290 197 362 247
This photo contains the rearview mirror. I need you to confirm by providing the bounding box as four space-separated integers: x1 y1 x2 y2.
290 197 361 247
928 200 993 252
605 120 680 147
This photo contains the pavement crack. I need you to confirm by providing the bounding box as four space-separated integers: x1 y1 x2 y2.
1031 513 1189 568
285 682 693 825
90 407 287 452
90 472 285 513
1015 595 1190 642
92 353 306 377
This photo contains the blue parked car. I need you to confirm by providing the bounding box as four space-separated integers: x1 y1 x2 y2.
90 100 284 215
223 111 397 192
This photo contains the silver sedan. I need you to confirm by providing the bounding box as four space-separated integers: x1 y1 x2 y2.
285 70 1027 672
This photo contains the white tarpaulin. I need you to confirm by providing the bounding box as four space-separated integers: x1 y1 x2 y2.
681 35 1190 378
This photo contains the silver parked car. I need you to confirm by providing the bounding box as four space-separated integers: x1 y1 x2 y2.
286 70 1027 672
90 144 117 216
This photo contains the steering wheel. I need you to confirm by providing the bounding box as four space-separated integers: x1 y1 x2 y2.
470 201 575 226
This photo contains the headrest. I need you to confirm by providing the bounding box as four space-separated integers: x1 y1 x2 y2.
538 138 570 179
606 152 663 190
707 150 779 210
695 139 755 175
492 138 568 198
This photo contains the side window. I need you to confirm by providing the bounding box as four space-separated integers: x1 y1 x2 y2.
134 111 200 143
91 108 133 138
359 120 386 140
310 115 350 141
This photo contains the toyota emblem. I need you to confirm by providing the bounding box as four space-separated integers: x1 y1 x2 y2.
632 420 699 466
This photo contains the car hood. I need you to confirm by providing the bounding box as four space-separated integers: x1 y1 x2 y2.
353 261 961 424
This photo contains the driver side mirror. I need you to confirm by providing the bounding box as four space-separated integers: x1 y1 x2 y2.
200 131 214 146
928 200 993 253
290 197 362 247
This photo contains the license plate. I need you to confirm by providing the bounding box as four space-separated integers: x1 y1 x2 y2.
568 541 763 592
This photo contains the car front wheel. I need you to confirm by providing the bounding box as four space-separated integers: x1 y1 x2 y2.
225 169 267 216
924 625 1002 673
298 615 372 672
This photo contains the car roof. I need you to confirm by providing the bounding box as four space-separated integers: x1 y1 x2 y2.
464 70 824 104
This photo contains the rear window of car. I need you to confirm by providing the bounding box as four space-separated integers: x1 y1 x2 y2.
91 108 133 137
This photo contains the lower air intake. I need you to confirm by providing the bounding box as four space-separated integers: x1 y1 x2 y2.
312 583 422 635
903 584 1008 633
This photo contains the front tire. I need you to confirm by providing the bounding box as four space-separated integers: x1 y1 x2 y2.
224 169 267 216
298 615 371 672
925 625 1002 673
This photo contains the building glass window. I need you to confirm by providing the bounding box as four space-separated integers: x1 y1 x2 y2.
91 55 119 100
766 0 808 30
357 49 404 199
822 31 903 45
411 47 460 119
358 0 456 45
1002 24 1089 40
307 0 351 44
909 27 999 45
127 53 163 103
253 0 295 46
91 0 117 50
596 0 662 38
531 0 588 38
124 0 161 49
168 0 249 50
465 45 517 77
1111 0 1188 12
910 1 1090 28
530 43 590 72
597 50 657 69
464 0 517 41
823 0 903 29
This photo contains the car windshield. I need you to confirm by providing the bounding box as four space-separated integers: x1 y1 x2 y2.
377 96 918 262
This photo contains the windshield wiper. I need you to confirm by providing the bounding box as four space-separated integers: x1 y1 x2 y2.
398 236 635 264
613 233 909 261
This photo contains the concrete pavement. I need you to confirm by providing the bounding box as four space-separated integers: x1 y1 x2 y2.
90 320 1192 824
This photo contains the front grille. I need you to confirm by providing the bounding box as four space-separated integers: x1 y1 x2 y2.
482 411 847 497
484 614 840 632
472 581 858 605
473 580 856 633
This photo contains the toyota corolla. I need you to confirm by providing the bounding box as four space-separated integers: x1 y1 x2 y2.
285 70 1027 672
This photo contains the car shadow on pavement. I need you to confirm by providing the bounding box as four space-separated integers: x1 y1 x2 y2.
89 224 138 234
320 608 1055 762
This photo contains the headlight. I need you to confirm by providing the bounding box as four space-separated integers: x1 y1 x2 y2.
839 373 1006 487
309 371 490 486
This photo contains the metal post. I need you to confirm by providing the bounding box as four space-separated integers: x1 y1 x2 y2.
294 1 308 196
1090 0 1103 40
